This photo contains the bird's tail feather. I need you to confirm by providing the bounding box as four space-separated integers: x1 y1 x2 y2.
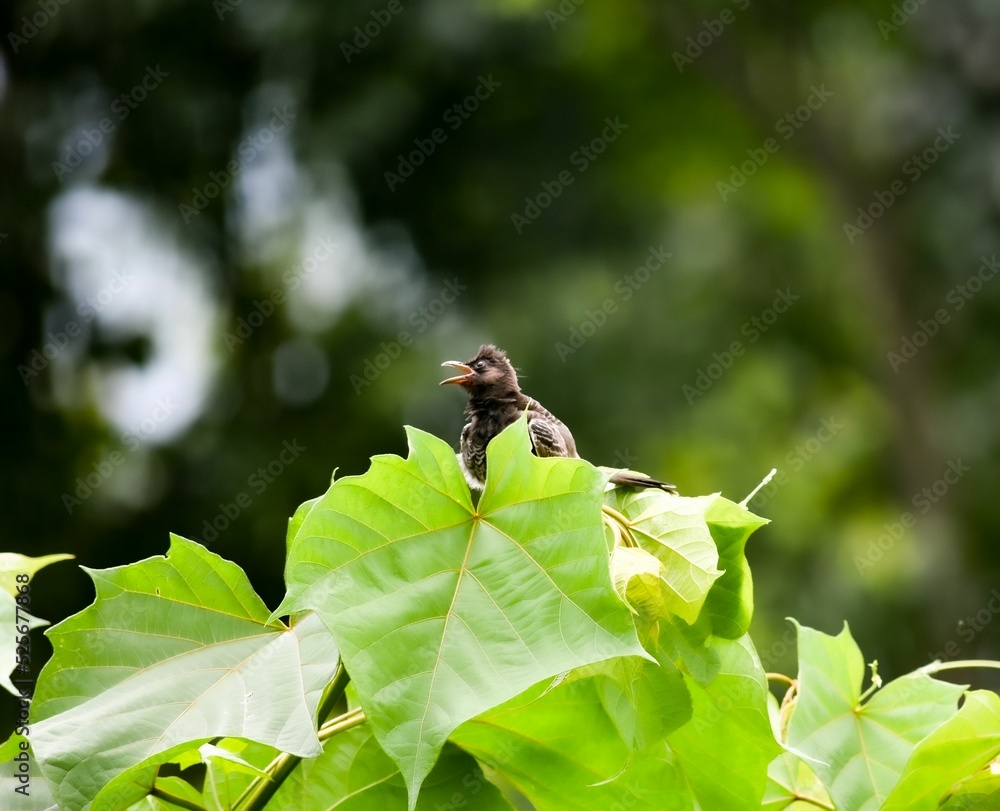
606 470 677 494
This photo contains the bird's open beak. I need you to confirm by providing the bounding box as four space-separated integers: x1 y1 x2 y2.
440 361 474 385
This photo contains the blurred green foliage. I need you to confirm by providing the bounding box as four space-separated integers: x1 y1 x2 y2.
2 0 999 736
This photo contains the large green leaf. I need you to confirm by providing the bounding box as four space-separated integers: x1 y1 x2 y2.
276 418 648 806
786 622 967 811
881 690 1000 811
452 677 693 811
30 536 339 811
270 725 514 810
602 494 765 687
603 491 722 625
666 635 780 810
455 635 775 811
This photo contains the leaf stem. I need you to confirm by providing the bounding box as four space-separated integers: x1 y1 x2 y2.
601 504 632 528
601 504 638 548
922 659 1000 675
235 663 352 811
150 786 209 811
319 707 366 741
739 468 777 509
766 672 796 688
315 661 352 723
792 795 835 810
857 660 882 705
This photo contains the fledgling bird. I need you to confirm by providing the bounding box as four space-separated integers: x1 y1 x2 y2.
440 344 677 493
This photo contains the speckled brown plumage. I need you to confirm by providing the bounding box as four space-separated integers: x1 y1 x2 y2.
440 344 676 493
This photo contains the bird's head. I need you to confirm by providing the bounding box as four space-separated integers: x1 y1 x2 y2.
440 344 520 397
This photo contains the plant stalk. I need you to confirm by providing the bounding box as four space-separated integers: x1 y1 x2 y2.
602 504 638 548
235 663 352 810
150 786 209 811
923 659 1000 675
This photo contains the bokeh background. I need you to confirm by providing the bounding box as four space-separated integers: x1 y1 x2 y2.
3 0 1000 731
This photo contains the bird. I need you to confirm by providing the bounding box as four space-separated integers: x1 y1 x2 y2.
440 344 676 493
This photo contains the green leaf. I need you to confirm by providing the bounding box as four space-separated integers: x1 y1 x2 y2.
31 536 339 811
763 693 833 811
0 552 73 697
0 590 47 697
269 725 514 810
90 743 197 811
939 771 1000 810
666 635 780 810
595 654 692 748
197 742 269 777
603 493 765 691
0 749 59 811
452 677 693 811
124 775 206 811
881 690 1000 811
454 635 775 811
786 622 967 811
657 614 722 685
610 545 674 622
603 491 722 624
198 739 281 811
277 418 648 805
763 752 833 811
94 738 278 811
0 553 74 597
701 497 768 639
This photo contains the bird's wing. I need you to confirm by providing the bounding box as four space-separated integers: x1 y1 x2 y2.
523 410 575 461
458 421 486 488
525 398 578 458
527 415 567 457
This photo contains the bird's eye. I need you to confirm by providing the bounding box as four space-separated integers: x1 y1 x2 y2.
475 360 486 370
